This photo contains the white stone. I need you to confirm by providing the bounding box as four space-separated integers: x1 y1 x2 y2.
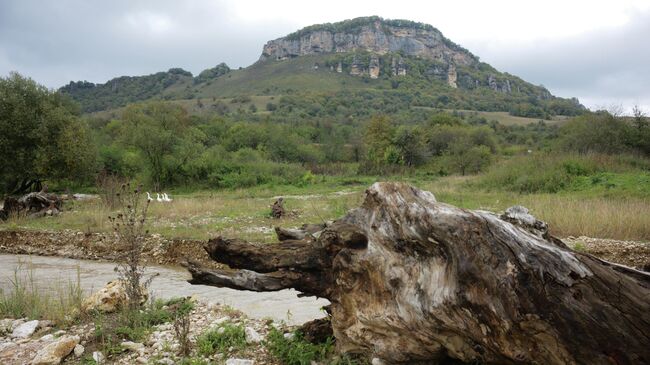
214 316 230 325
10 319 39 338
226 358 254 365
11 319 25 330
0 342 17 352
31 335 79 365
0 318 13 333
40 334 55 341
371 358 387 365
121 341 145 353
74 344 85 357
92 351 105 364
157 358 175 365
283 332 295 340
244 326 262 343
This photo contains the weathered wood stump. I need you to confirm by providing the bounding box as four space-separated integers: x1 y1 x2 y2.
270 197 285 218
186 182 650 364
0 192 63 220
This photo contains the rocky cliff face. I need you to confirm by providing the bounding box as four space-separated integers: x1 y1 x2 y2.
260 18 477 67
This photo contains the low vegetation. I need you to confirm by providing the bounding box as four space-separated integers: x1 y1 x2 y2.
0 261 83 325
264 328 334 365
196 323 248 356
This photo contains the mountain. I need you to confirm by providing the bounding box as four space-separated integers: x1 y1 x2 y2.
59 16 585 118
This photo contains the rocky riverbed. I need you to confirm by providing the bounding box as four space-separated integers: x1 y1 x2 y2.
1 229 648 270
0 299 285 365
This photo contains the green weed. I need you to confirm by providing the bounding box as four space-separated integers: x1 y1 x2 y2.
196 322 248 356
264 328 334 365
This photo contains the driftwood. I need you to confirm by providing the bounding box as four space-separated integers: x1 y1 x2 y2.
274 223 327 241
186 182 650 364
0 192 62 220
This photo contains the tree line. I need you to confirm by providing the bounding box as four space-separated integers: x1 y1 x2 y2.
1 72 648 194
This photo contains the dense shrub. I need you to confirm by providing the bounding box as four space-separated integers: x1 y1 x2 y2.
475 153 648 193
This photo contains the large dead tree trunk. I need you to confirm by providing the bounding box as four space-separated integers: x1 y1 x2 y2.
186 182 650 364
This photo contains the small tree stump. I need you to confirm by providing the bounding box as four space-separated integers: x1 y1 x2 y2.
270 197 285 218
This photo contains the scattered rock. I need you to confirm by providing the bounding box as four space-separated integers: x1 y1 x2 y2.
40 334 55 342
31 335 79 365
226 358 254 365
214 316 230 325
73 344 84 357
121 341 145 353
371 358 387 365
92 351 105 364
283 332 295 341
245 326 263 343
0 318 13 334
156 358 175 365
10 319 25 330
10 320 39 338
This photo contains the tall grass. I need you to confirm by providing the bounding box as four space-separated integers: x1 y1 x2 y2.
521 196 650 240
0 260 83 324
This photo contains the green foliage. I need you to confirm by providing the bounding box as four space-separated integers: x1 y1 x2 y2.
264 328 334 365
60 68 194 112
194 63 231 84
196 323 247 355
91 299 175 360
475 153 650 194
557 112 632 154
118 101 197 188
0 72 97 193
573 242 587 252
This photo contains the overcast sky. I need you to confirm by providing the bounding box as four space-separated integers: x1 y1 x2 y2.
1 0 648 112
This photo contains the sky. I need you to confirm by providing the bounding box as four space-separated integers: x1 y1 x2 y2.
1 0 648 112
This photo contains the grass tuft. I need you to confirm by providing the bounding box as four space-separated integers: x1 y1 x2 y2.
0 260 83 325
196 322 248 356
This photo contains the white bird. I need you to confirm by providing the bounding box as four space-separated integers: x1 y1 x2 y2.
156 193 163 202
146 192 153 201
163 193 172 202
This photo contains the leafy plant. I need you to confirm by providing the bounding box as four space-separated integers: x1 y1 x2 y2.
196 323 247 355
264 328 334 365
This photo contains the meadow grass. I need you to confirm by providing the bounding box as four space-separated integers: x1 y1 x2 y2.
2 172 649 242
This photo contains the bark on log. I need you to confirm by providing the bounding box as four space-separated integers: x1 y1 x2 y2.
187 182 650 364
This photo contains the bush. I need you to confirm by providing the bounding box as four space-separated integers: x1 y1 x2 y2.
475 153 627 193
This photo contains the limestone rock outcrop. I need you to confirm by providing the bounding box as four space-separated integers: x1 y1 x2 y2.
81 280 147 313
260 17 477 67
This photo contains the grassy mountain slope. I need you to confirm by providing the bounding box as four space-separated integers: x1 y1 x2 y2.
60 17 586 119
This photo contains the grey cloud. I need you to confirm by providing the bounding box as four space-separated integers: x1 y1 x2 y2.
468 10 650 110
0 0 296 87
0 1 648 113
